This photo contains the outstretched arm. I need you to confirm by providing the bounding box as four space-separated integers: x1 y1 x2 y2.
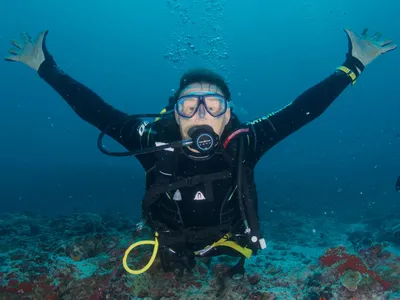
246 64 352 163
245 28 397 164
37 50 145 151
6 30 148 153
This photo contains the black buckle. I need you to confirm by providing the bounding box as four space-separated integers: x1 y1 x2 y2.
186 177 193 186
160 247 196 277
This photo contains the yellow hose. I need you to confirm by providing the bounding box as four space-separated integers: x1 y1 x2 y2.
122 232 159 275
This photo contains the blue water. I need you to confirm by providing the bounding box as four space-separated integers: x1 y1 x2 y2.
0 0 399 222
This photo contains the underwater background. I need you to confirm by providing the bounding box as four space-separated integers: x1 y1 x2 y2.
0 1 399 299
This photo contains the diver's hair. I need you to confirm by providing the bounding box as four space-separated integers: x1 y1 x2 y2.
173 68 231 101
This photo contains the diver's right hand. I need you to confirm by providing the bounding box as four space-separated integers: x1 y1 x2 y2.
4 30 49 71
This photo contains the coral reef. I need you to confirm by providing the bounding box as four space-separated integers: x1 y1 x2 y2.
0 211 399 299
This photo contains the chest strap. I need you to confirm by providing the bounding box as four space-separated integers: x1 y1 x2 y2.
143 170 232 209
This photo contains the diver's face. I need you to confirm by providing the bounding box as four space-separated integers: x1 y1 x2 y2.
174 82 231 141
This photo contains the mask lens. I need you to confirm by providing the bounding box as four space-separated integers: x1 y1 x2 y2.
204 95 227 117
177 96 199 118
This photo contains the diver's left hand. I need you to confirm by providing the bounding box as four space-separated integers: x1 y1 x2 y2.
344 28 397 70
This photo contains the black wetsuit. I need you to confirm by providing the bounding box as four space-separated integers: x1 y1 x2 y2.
38 51 357 249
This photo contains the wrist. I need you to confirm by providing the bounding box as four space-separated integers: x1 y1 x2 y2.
336 53 365 85
37 55 56 78
343 53 365 75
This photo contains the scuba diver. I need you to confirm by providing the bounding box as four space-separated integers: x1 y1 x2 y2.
5 28 396 278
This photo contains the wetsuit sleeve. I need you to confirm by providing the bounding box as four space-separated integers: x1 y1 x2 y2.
245 58 358 165
37 55 155 168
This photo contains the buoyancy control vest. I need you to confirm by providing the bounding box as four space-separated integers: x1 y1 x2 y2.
139 112 266 254
97 106 267 275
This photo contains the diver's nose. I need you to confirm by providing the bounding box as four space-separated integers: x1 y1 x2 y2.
197 104 206 118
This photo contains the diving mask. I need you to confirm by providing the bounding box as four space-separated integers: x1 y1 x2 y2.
175 92 228 118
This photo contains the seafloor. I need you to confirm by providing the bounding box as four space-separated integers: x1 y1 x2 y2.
0 211 399 300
